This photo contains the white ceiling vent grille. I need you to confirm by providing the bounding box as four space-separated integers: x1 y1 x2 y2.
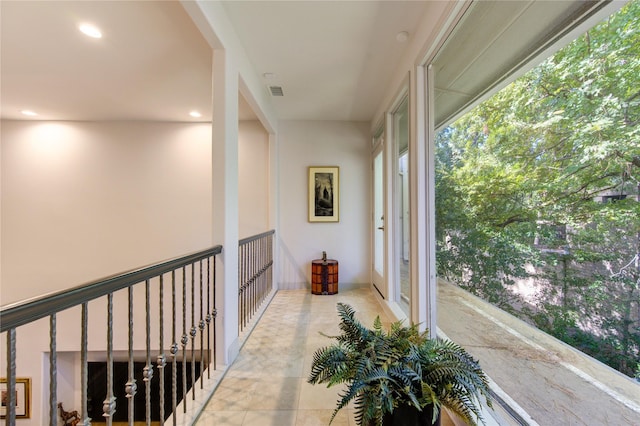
269 85 284 96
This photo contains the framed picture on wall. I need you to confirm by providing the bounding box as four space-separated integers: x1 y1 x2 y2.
0 377 31 419
308 166 339 222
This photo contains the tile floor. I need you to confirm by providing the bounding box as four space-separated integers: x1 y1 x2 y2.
195 288 455 426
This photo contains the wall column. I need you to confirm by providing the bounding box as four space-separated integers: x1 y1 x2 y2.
268 132 280 289
412 64 428 330
212 48 240 364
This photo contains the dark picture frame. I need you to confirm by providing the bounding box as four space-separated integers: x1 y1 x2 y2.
308 166 339 222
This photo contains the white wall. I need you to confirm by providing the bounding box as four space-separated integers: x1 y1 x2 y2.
0 119 213 425
1 120 213 304
238 120 269 238
277 120 370 289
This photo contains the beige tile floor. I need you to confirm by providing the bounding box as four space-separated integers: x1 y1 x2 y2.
195 288 455 426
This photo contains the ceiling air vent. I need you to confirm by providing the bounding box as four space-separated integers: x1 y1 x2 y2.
269 85 284 96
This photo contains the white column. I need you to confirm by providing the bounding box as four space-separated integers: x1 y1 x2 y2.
410 63 436 337
212 48 240 364
413 64 428 330
268 132 280 289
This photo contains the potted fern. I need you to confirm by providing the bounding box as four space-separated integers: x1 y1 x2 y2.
308 303 492 426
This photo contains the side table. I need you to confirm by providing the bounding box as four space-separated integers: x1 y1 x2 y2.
311 258 339 295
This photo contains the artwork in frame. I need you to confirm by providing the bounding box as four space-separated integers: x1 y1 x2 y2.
308 166 339 222
0 377 31 419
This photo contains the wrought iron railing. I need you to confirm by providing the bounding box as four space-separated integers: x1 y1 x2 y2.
238 230 275 331
1 245 222 426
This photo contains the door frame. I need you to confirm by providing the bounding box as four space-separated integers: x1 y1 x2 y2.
390 93 410 316
371 128 386 298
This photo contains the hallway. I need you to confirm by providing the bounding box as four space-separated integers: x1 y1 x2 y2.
194 288 453 426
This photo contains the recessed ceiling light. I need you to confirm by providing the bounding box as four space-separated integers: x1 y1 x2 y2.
79 23 102 39
21 110 38 116
189 111 202 118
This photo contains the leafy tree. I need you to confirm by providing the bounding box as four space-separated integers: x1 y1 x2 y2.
436 0 639 377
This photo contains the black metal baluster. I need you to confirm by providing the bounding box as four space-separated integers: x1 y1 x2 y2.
49 314 57 426
126 287 136 426
205 257 211 379
269 233 273 293
239 244 244 331
212 255 218 370
104 293 115 426
252 239 257 318
144 280 153 426
158 275 166 425
190 264 196 400
247 240 252 322
170 270 178 426
181 266 188 413
237 245 241 332
258 237 263 307
261 238 264 306
250 240 254 319
81 303 90 426
199 260 205 389
6 329 16 426
246 242 249 326
254 238 258 311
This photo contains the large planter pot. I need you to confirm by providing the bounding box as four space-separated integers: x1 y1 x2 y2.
380 404 441 426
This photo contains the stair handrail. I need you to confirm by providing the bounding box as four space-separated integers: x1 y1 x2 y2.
238 229 275 246
1 245 223 332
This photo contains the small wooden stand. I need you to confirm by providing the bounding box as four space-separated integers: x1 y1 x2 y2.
311 255 338 295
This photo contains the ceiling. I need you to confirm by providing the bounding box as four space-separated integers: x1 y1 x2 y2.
221 0 432 122
1 1 214 122
0 0 432 123
1 1 621 126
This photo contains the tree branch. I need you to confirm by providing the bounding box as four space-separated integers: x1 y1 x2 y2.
625 90 640 103
494 216 530 229
542 172 620 207
615 151 640 169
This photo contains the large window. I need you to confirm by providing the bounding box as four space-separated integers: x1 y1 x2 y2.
435 0 639 381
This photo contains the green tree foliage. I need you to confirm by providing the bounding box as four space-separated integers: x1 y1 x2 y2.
436 0 639 378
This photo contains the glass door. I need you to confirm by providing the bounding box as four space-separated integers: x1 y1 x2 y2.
372 133 385 296
393 96 410 315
